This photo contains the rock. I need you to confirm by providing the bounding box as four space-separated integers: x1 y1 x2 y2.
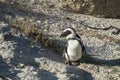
58 0 120 18
17 66 41 80
0 0 120 80
17 63 25 68
0 34 4 41
1 49 14 61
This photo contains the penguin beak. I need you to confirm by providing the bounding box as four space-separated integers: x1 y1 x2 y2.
60 30 71 38
60 32 66 38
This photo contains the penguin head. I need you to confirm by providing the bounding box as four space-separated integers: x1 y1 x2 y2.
60 27 76 39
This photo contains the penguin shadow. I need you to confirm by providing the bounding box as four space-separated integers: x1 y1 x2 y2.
66 66 94 80
81 56 120 66
37 69 58 80
81 46 120 66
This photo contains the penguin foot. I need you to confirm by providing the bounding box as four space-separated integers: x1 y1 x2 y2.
65 60 71 65
71 61 80 66
65 60 80 66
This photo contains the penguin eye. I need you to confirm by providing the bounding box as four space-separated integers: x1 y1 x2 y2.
60 29 72 37
66 30 69 32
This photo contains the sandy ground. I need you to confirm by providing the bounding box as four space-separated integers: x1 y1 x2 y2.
0 25 94 80
0 0 120 80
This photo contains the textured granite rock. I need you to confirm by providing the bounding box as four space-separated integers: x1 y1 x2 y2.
58 0 120 18
0 0 120 80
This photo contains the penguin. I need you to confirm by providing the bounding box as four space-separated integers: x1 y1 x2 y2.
60 27 86 65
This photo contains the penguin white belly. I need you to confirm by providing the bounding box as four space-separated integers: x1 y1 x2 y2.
66 40 82 61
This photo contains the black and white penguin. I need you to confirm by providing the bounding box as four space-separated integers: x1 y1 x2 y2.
60 27 86 65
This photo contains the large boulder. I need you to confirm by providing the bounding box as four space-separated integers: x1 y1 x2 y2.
58 0 120 18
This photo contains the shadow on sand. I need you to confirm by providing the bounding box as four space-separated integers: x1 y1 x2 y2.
2 27 94 80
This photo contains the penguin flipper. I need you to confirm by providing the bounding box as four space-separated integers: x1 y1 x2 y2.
63 43 67 58
76 35 86 55
76 34 81 39
75 34 86 54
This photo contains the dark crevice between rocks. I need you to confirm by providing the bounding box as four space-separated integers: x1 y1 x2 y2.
65 17 120 35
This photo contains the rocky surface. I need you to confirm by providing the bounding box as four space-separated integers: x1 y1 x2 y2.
0 0 120 80
58 0 120 18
